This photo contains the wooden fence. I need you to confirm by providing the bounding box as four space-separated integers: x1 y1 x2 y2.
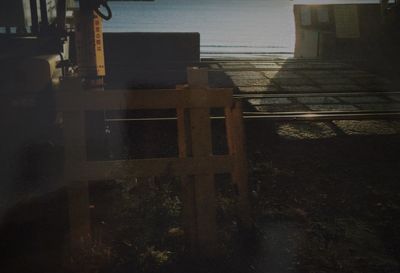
57 74 250 256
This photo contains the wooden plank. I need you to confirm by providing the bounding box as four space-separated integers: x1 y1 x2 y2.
225 101 252 229
63 111 91 249
189 107 218 255
182 68 218 255
177 107 197 253
187 67 217 253
56 88 233 111
80 156 233 181
177 108 191 158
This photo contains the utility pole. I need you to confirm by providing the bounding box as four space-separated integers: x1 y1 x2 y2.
381 0 389 24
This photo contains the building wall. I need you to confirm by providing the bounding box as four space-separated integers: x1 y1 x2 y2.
294 4 383 59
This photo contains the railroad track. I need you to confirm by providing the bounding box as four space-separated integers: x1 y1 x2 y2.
105 110 400 123
102 90 400 123
97 88 400 123
104 58 400 123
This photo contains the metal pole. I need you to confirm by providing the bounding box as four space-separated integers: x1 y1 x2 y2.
381 0 389 24
39 0 49 27
30 0 39 34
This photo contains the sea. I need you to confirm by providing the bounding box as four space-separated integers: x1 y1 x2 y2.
103 0 296 58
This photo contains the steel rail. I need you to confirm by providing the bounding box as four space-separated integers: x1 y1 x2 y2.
206 67 355 72
233 91 400 98
104 110 400 123
241 110 400 121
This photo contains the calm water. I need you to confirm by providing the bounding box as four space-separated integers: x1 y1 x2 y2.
103 0 296 57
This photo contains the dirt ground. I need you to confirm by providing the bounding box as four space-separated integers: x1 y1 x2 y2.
243 120 400 273
1 119 400 273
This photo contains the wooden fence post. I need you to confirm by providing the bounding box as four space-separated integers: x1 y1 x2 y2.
225 100 252 230
177 68 218 256
60 79 91 250
177 107 197 253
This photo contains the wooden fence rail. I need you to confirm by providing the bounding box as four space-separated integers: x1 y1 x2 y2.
57 73 250 257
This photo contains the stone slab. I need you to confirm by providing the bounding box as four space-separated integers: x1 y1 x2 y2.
308 63 351 69
247 97 293 105
280 85 322 92
220 63 254 69
255 104 309 112
231 77 272 87
209 64 220 69
225 71 264 78
263 71 302 79
305 104 359 111
338 96 387 104
238 86 279 93
253 63 282 69
278 63 316 69
320 85 364 92
272 78 314 86
296 96 340 104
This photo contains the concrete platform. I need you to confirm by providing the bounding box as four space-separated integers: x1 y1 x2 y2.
205 58 400 114
204 58 400 139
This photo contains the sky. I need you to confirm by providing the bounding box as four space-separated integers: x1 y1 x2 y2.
294 0 393 3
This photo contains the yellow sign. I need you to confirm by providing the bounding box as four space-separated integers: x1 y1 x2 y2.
75 11 106 78
93 13 106 76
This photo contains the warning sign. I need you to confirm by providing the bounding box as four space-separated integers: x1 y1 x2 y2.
93 13 106 77
334 5 360 39
75 11 106 78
